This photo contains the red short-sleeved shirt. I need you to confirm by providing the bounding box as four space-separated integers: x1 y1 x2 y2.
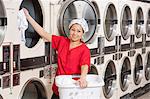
52 35 91 95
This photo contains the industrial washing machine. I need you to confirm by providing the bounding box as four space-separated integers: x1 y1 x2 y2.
17 0 50 59
118 0 133 52
133 3 145 49
50 0 99 51
117 51 133 98
144 47 150 84
131 49 144 95
0 0 52 99
98 0 118 55
144 2 150 84
96 53 118 99
0 0 15 98
0 0 7 46
145 4 150 47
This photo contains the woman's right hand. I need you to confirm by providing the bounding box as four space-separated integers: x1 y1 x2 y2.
22 8 30 18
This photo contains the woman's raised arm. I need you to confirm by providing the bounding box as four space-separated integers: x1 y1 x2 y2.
23 8 52 42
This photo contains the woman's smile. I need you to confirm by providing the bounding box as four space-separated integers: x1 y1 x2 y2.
69 24 84 42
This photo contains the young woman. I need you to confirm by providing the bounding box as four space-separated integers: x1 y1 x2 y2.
23 8 91 99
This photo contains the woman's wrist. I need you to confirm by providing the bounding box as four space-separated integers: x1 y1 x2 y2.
25 13 31 20
80 75 86 80
80 65 88 79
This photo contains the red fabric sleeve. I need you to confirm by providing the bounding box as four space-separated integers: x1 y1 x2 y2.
79 48 91 69
52 35 62 50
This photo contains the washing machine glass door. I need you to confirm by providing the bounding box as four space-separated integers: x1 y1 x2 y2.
103 61 116 98
146 20 150 37
145 53 150 80
20 0 43 48
135 7 144 38
134 54 143 85
0 95 3 99
0 0 7 46
146 10 150 37
58 0 97 43
120 57 131 91
88 64 98 75
21 81 47 99
104 4 117 41
121 6 132 40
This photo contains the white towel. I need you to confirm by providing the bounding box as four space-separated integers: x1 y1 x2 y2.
17 9 28 42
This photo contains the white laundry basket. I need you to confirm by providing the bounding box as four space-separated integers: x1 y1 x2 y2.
55 74 104 99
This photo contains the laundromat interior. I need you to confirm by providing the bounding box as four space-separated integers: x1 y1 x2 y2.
1 0 150 99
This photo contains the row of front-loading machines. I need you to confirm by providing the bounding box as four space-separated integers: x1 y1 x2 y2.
0 0 150 99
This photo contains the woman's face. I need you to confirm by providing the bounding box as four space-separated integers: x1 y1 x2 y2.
69 24 84 42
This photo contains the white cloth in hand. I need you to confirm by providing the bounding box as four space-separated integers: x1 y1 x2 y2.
17 9 28 42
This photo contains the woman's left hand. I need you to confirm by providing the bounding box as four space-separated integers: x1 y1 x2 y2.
76 77 87 88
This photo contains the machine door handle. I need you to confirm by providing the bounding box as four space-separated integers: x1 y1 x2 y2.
122 70 131 75
0 17 7 26
136 65 143 71
105 74 117 81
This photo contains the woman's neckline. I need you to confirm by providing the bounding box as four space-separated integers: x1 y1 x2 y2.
69 41 84 51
